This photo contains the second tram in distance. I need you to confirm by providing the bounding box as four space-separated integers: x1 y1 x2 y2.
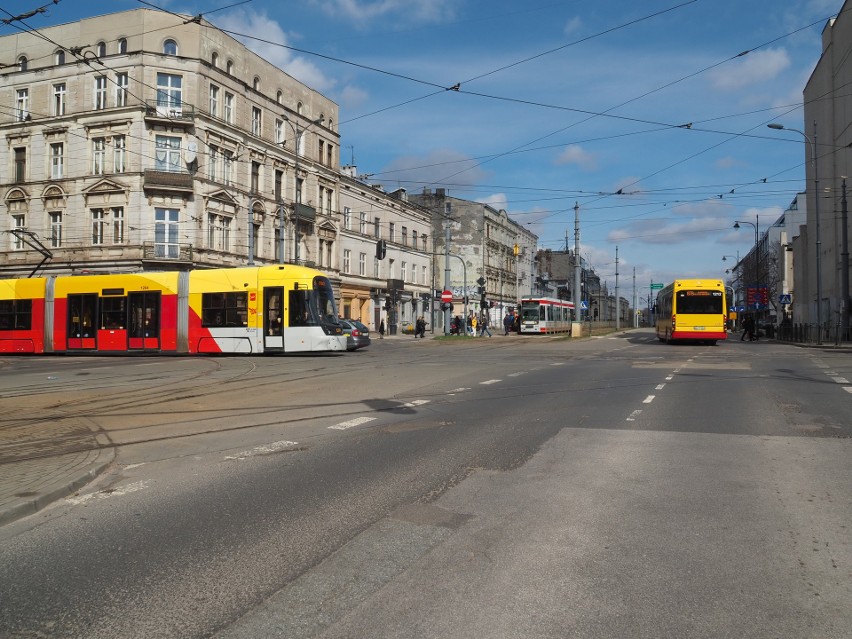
519 297 575 334
0 264 346 355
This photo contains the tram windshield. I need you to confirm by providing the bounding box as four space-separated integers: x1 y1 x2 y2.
520 303 541 321
288 277 340 329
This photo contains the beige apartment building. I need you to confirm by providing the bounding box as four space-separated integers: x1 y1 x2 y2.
1 9 340 279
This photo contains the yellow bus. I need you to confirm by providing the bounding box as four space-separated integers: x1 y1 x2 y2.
655 279 727 344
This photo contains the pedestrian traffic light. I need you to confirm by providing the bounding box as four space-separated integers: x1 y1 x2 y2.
375 239 387 260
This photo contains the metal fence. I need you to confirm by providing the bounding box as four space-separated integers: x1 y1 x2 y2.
774 323 852 345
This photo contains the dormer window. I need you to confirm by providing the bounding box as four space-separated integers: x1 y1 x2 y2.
163 39 178 56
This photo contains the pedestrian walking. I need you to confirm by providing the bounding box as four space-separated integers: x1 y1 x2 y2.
741 315 755 341
479 312 492 337
503 312 513 336
415 317 426 338
379 319 385 339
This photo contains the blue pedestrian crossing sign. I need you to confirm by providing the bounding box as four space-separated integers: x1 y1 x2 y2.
778 294 792 304
580 301 588 310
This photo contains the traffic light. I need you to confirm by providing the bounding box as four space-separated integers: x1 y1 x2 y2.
375 239 387 260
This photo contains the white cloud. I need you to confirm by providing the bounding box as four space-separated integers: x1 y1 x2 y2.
710 48 791 91
555 144 598 171
309 0 458 25
214 10 336 92
564 16 583 35
477 193 509 210
339 84 369 110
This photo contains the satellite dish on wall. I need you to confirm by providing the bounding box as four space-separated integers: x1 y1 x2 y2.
185 141 198 165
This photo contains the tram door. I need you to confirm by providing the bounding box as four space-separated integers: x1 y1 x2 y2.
67 293 98 350
128 292 161 351
263 287 284 351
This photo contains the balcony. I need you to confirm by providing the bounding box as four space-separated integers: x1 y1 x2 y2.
143 168 194 193
142 242 194 262
144 101 195 125
294 202 316 222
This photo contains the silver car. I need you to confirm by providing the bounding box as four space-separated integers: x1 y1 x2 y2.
339 319 371 351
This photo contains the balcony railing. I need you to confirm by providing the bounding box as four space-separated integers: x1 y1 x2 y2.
143 168 194 192
142 242 193 261
144 101 195 123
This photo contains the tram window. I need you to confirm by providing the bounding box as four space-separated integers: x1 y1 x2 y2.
289 290 315 326
100 297 126 329
68 294 97 338
201 291 248 327
0 299 32 331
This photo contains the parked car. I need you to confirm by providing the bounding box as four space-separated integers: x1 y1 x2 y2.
339 319 371 351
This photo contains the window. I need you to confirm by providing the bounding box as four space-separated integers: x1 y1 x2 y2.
94 76 107 109
207 213 231 251
318 139 324 163
208 84 219 117
412 230 418 247
343 207 351 230
53 83 66 116
359 212 366 234
11 214 26 249
92 138 106 174
96 41 106 57
18 56 27 72
92 208 106 245
343 249 351 274
275 118 284 144
50 143 64 179
115 72 128 107
156 73 182 114
251 106 262 136
113 207 125 243
163 39 178 56
224 92 234 123
113 135 126 173
252 76 260 91
118 38 127 55
154 207 180 258
422 234 428 251
100 297 126 330
15 89 29 121
389 222 395 242
327 143 333 167
55 50 65 65
201 292 247 327
226 60 233 75
276 90 283 104
155 135 181 172
211 51 219 67
0 299 32 331
401 262 407 282
422 265 427 285
402 226 408 246
49 212 63 248
359 252 366 276
374 217 380 238
14 148 26 182
274 169 283 201
223 150 233 185
208 145 219 181
251 161 260 193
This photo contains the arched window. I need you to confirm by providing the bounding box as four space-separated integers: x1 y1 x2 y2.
96 41 106 57
55 50 65 65
327 119 333 131
276 90 282 104
297 101 303 115
18 56 27 71
118 38 127 54
163 39 178 56
253 76 260 91
211 52 219 67
226 59 233 75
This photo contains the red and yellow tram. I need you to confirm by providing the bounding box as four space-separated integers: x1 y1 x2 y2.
0 265 346 355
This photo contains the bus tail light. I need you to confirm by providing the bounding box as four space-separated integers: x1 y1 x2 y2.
671 314 676 329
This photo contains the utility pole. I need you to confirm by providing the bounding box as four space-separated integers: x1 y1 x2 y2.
633 267 637 328
842 178 850 341
444 200 452 335
615 246 620 331
573 202 582 322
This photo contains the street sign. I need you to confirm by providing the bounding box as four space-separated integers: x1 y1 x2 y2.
580 301 588 310
441 289 453 303
650 283 663 290
779 294 792 304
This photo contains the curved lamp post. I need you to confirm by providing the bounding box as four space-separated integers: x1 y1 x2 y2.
733 218 760 320
768 122 821 344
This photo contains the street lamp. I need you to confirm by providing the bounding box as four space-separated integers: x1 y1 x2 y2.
279 113 324 264
768 122 822 343
733 217 760 319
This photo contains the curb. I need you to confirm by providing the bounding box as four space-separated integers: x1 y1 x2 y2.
0 447 115 527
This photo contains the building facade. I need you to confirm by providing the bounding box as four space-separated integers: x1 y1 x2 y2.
2 9 340 281
338 168 432 333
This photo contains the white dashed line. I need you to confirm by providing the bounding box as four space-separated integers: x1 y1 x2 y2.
550 362 566 366
831 377 850 384
448 387 470 394
844 387 852 394
67 480 150 505
225 440 299 459
655 384 666 390
329 417 376 431
643 395 656 404
401 399 430 408
507 372 527 377
626 409 642 422
666 375 674 381
480 379 501 385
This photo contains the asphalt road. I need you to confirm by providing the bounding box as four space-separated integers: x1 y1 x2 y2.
1 330 851 638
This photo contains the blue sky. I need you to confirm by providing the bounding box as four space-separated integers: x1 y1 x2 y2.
4 0 840 294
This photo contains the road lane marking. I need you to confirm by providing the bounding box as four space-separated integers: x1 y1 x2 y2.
507 372 527 377
656 384 666 390
67 480 150 505
844 387 852 394
225 440 300 459
643 395 655 404
831 377 850 384
448 387 470 394
401 400 430 407
480 379 501 385
626 409 642 421
329 417 376 431
666 375 674 381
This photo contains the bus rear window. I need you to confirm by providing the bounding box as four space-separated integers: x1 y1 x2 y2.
676 290 723 314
